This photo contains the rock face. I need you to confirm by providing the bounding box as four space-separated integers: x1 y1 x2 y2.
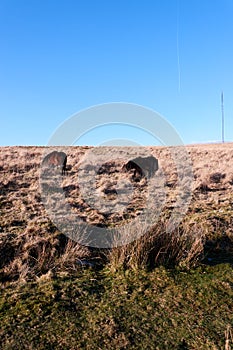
122 156 159 180
42 151 67 175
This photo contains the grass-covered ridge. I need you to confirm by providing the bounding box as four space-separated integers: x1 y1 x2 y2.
0 145 233 349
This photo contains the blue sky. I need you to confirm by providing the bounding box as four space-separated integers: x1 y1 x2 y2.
0 0 232 146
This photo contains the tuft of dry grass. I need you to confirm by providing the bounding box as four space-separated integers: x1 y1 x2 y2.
0 230 91 284
225 325 233 350
107 218 205 271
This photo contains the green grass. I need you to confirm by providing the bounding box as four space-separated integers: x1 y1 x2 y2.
1 264 233 349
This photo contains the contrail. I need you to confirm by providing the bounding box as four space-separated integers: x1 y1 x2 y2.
176 0 181 93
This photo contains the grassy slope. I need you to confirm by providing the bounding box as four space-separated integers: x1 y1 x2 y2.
0 145 233 349
0 265 233 349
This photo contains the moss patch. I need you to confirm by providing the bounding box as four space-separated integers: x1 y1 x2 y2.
0 264 233 349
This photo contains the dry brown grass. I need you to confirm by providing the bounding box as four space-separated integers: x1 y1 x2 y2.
225 325 233 350
0 230 91 284
0 143 233 283
107 218 205 271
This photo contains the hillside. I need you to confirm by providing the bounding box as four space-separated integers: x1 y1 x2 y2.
1 143 233 266
0 144 233 349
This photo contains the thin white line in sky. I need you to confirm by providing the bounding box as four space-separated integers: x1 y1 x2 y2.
177 0 181 93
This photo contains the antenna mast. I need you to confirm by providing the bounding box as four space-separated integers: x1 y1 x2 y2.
221 91 225 143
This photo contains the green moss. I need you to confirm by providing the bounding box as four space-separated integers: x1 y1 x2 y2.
0 265 233 349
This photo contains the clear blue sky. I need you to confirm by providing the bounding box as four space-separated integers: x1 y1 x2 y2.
1 0 232 146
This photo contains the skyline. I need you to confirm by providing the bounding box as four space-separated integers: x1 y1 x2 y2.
1 0 232 146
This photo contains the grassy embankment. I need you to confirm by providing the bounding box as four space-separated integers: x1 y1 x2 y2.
0 145 233 349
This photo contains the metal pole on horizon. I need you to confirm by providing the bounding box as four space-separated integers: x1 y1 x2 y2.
221 91 225 143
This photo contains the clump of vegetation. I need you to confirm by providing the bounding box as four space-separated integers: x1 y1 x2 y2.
107 219 205 271
0 230 92 284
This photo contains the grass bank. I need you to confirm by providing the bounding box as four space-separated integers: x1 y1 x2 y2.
1 145 233 349
0 264 233 349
